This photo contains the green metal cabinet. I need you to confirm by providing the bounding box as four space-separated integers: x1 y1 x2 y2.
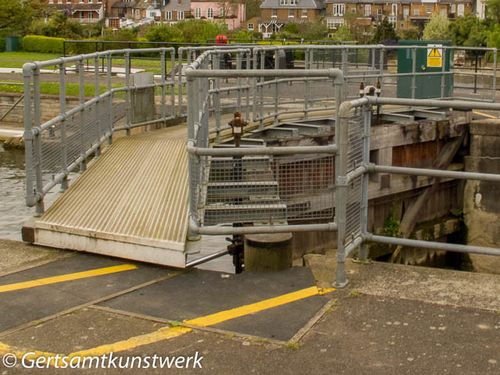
5 36 21 52
397 40 453 99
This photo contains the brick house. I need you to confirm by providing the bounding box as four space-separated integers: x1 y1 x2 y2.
259 0 325 37
46 0 105 23
324 0 474 33
190 0 246 30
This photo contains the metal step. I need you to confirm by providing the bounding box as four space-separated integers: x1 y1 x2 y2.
207 181 279 203
204 203 287 226
250 127 299 139
216 138 266 147
278 122 330 135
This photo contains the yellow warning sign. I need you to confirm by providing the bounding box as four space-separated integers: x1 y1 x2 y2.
427 45 443 68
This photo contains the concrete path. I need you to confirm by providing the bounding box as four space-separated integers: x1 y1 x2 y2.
0 239 498 374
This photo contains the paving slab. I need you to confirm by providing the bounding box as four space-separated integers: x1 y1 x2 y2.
0 254 173 333
0 239 65 277
1 308 164 354
100 267 328 340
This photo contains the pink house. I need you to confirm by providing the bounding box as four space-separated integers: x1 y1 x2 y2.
190 0 246 30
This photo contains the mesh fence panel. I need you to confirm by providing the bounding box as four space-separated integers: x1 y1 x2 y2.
195 153 335 226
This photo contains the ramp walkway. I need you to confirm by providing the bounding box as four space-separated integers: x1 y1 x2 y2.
29 125 192 267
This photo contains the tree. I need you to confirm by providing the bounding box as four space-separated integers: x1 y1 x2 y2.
486 0 500 23
330 25 352 42
372 18 398 43
422 12 451 40
145 24 182 43
449 15 488 47
30 12 84 39
398 27 420 41
0 0 46 36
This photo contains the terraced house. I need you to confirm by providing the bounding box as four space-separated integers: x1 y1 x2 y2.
259 0 325 37
46 0 105 23
324 0 475 32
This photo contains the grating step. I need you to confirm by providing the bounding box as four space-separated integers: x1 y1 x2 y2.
204 203 287 226
279 122 330 135
250 127 299 139
207 181 279 203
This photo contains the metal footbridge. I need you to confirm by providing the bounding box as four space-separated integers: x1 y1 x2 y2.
21 45 500 285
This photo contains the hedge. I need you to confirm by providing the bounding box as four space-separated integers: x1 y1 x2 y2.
22 35 64 54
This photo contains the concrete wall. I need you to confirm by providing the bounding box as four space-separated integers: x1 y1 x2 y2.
464 119 500 274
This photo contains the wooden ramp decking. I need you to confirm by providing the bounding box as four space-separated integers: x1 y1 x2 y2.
30 125 193 267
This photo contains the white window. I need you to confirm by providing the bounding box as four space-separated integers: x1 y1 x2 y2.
440 7 447 15
288 8 294 17
207 7 213 18
88 0 93 3
280 0 288 5
248 23 254 31
377 8 383 15
89 12 93 19
391 3 397 15
450 3 456 13
326 18 344 29
220 7 225 17
388 15 396 24
195 7 201 18
425 4 433 13
272 8 277 17
364 4 371 16
178 10 184 20
457 3 464 16
403 6 409 18
301 8 307 17
48 0 53 4
166 10 172 19
290 0 297 5
333 3 345 16
413 8 420 16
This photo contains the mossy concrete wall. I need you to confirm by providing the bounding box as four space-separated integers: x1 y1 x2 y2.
464 119 500 274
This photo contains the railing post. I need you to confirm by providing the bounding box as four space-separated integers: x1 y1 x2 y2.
124 50 132 136
335 101 351 288
59 62 69 192
411 47 416 100
441 46 446 99
23 64 38 212
106 52 113 145
160 49 167 124
274 48 279 125
214 53 221 143
304 48 310 118
78 58 87 171
245 51 251 121
358 104 371 262
94 55 101 156
492 48 497 103
259 50 264 129
170 48 176 118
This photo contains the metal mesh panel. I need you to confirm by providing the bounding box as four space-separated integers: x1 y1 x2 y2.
195 153 335 226
345 107 364 244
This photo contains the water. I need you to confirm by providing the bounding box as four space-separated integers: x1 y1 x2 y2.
0 143 33 241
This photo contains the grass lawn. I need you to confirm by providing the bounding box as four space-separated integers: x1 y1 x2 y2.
0 52 61 69
0 81 125 97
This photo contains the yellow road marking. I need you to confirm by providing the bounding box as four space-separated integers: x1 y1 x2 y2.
185 286 335 327
68 326 192 358
0 286 335 363
473 110 498 119
0 264 138 293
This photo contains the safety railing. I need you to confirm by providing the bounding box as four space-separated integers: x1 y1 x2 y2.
335 97 500 287
186 56 344 235
23 44 499 226
23 48 177 214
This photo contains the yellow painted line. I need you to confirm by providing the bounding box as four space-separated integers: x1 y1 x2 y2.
473 110 498 119
185 286 335 327
67 326 192 358
0 264 138 293
0 286 335 364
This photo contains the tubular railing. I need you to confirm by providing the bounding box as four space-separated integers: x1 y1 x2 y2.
23 48 177 214
23 45 500 278
185 55 344 235
335 97 500 287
